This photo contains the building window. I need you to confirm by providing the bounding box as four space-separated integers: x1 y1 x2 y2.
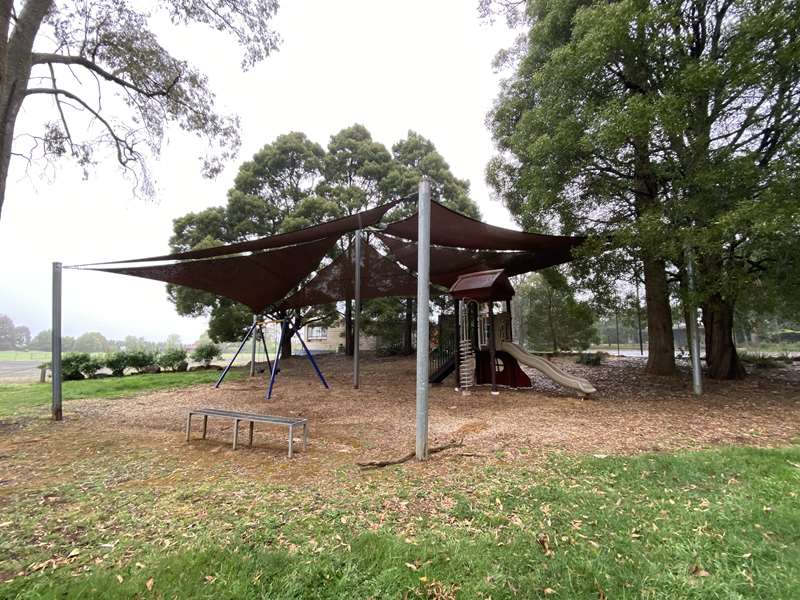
307 326 328 340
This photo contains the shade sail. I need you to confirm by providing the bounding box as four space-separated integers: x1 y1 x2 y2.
92 236 338 313
384 200 586 252
89 201 398 265
377 233 577 288
278 240 421 310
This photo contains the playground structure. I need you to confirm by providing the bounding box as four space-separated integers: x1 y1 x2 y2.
430 269 596 396
50 178 701 458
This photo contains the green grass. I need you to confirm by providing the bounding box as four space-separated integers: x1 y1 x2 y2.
0 369 245 416
0 350 53 361
3 443 798 598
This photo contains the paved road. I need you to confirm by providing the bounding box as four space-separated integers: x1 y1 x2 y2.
0 361 42 383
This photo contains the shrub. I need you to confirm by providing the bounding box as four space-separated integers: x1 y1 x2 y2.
577 352 602 366
60 353 104 380
158 348 188 371
191 342 222 367
105 352 129 377
125 350 158 373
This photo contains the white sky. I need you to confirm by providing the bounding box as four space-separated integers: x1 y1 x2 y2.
0 0 518 343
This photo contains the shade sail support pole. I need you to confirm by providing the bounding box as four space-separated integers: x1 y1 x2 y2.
216 320 257 388
250 314 258 377
416 178 431 460
294 329 330 390
685 246 703 396
52 262 63 421
353 229 362 389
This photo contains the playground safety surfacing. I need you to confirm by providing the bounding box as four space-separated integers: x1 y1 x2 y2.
8 353 800 483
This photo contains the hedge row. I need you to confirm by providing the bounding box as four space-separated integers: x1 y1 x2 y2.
51 343 222 380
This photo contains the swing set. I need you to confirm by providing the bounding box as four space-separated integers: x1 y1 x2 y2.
215 315 329 400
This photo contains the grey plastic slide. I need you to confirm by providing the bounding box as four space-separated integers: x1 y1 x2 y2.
500 341 597 395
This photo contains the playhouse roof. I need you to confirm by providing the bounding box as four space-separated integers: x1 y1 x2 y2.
448 269 516 302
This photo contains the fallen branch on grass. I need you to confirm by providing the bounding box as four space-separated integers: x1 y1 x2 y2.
357 439 464 469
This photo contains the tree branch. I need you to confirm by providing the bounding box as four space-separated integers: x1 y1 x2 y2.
31 52 181 99
24 87 137 167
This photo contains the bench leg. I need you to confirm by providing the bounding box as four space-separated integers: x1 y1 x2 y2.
202 415 208 439
186 413 192 442
288 424 294 459
303 423 308 451
233 419 240 450
249 421 254 447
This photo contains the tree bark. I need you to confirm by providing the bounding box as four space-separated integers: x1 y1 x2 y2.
344 300 353 356
702 293 746 379
642 255 676 375
403 298 413 355
0 0 54 221
280 326 293 358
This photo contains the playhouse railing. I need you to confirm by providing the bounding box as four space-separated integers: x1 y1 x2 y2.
430 314 458 378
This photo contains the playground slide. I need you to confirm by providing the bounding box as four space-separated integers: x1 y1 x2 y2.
499 342 597 396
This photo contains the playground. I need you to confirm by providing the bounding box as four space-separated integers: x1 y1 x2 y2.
5 186 798 597
12 352 800 465
3 353 800 597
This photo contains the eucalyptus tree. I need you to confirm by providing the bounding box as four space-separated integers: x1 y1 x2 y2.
0 0 280 222
168 132 335 356
487 0 800 378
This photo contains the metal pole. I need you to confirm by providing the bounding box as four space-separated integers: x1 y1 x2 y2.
294 328 330 390
454 299 461 391
353 229 362 389
250 314 258 377
686 247 703 396
488 302 498 395
615 310 621 356
51 262 62 421
266 321 286 400
215 321 257 388
415 177 431 460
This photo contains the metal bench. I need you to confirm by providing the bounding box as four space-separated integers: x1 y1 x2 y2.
186 408 308 458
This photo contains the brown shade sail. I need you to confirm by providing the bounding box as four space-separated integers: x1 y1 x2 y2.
377 233 577 288
88 201 398 266
384 200 586 252
91 236 338 313
278 240 421 310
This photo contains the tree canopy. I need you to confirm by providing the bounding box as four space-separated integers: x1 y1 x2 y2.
0 0 282 221
169 126 480 346
487 0 800 379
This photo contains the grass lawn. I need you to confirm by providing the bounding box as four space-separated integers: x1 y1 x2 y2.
0 350 52 362
0 369 245 416
2 438 798 598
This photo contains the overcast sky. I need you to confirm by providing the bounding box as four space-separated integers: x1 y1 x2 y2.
0 0 518 343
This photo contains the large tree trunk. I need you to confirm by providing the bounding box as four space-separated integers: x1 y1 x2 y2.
643 255 676 375
402 298 413 355
0 0 53 221
702 293 746 379
280 327 292 358
344 300 353 356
